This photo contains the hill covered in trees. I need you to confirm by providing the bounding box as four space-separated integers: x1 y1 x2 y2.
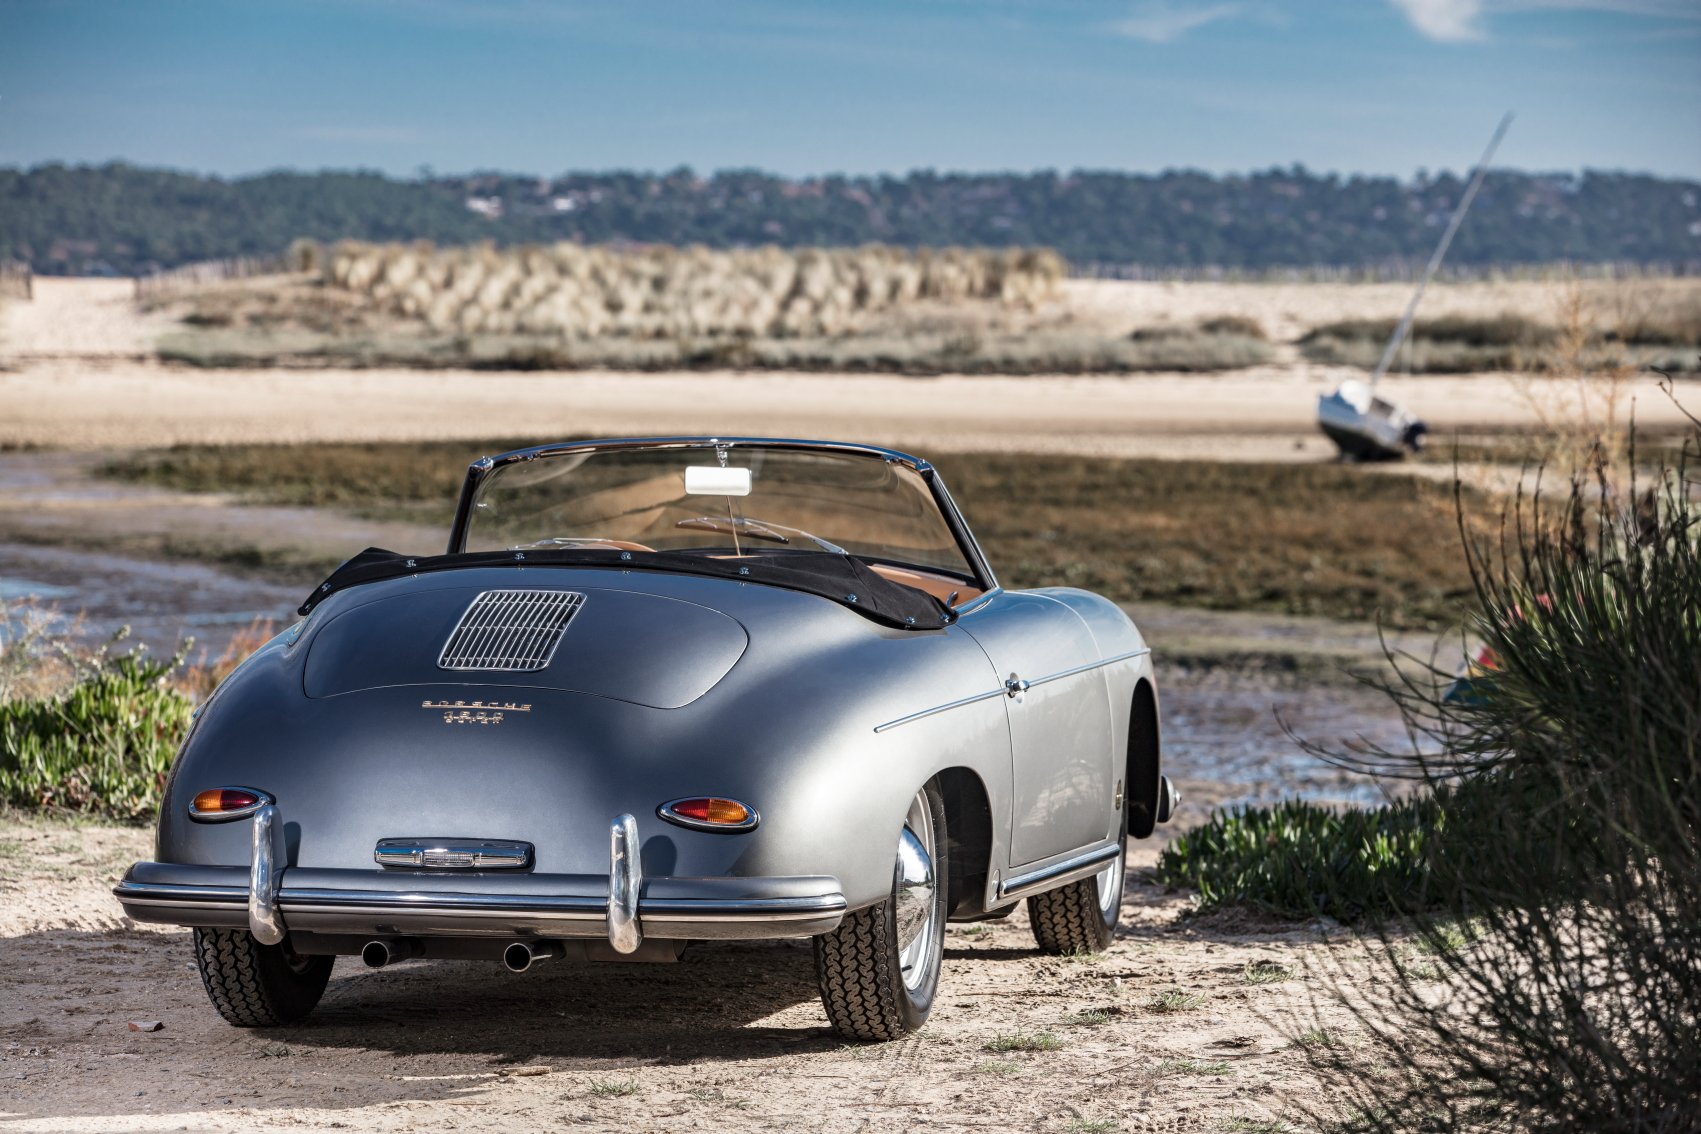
3 161 1697 276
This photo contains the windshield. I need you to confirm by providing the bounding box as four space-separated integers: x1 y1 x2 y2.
463 445 978 581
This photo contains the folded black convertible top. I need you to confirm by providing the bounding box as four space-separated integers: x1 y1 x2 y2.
300 546 955 631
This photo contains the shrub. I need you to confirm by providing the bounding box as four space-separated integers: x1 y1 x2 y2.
1299 415 1701 1131
0 647 193 818
1155 796 1448 923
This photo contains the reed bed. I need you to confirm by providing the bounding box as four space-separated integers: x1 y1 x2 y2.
319 241 1066 339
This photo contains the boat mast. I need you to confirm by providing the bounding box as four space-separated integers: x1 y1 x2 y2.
1370 113 1514 390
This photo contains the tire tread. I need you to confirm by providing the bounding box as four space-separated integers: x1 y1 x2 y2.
1028 877 1116 955
192 928 328 1027
814 901 906 1041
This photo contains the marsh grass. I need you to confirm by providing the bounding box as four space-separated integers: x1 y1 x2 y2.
101 443 1482 626
1299 308 1698 373
155 317 1275 375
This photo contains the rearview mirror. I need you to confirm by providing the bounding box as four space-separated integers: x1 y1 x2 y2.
684 466 752 497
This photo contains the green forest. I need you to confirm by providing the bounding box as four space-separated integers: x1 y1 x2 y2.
3 161 1697 276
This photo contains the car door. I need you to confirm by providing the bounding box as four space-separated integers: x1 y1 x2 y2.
956 592 1116 865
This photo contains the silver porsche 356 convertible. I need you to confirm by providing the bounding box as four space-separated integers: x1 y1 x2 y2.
116 437 1174 1041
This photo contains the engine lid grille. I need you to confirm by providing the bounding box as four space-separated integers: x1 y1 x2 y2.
438 589 584 671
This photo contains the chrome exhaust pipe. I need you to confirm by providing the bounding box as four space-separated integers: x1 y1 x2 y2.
503 940 563 973
361 938 421 969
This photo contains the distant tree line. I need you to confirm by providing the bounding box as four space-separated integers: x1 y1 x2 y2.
2 161 1697 277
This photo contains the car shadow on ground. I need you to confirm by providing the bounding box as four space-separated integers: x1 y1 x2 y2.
295 938 838 1061
4 927 845 1121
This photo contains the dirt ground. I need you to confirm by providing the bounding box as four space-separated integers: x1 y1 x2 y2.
3 277 1694 457
1 816 1387 1134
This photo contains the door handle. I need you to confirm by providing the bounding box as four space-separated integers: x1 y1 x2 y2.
1004 674 1030 698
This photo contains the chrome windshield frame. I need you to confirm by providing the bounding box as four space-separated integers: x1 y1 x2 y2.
446 436 998 593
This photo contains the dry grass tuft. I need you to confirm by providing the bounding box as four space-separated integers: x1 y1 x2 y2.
319 241 1065 339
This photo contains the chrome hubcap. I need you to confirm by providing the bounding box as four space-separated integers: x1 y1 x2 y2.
1096 840 1125 921
894 790 939 995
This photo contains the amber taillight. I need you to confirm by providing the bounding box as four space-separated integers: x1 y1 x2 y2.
188 787 270 822
657 797 759 832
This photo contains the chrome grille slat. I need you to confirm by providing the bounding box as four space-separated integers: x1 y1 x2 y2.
438 589 583 671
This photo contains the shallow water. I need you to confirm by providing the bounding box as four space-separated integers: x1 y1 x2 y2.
1159 667 1410 807
0 542 301 656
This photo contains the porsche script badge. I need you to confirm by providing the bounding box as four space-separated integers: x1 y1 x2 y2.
421 699 532 725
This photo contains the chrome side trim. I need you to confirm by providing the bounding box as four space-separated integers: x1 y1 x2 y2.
248 803 286 945
872 688 1008 734
609 814 642 954
1024 648 1152 690
872 648 1152 734
997 841 1123 901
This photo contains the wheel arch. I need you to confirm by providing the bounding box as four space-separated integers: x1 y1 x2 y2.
1126 678 1163 839
934 766 995 920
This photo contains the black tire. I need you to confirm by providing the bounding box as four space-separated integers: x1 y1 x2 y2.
193 928 333 1027
1028 807 1126 955
814 780 949 1041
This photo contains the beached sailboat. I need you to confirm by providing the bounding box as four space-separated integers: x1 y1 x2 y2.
1318 114 1513 461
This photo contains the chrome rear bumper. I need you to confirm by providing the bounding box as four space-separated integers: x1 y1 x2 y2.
117 807 846 945
114 877 848 940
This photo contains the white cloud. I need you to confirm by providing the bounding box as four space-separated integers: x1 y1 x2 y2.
1387 0 1486 41
1389 0 1700 43
1497 0 1701 14
1110 2 1245 44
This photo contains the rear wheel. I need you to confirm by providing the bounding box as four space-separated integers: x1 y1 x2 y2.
814 780 949 1041
1028 807 1126 955
193 928 333 1027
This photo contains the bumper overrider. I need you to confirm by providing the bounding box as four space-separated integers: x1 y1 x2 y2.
114 805 848 950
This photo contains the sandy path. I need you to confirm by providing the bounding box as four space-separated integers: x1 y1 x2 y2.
0 278 175 359
5 357 1693 458
1 819 1378 1133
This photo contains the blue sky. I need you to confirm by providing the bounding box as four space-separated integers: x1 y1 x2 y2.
2 0 1697 179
